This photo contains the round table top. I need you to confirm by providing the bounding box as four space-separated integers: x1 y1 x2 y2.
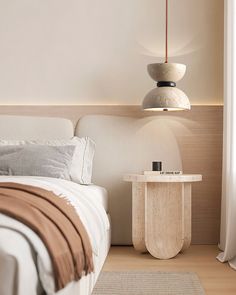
123 174 202 183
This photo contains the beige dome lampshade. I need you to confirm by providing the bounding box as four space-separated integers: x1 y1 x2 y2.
142 0 191 111
142 63 190 111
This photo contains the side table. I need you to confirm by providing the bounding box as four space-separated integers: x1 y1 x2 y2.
123 174 202 259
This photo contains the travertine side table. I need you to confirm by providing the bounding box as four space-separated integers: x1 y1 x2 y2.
123 174 202 259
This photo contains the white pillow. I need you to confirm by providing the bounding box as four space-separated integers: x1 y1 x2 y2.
0 137 95 184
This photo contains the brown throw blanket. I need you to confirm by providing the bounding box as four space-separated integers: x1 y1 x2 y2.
0 182 94 291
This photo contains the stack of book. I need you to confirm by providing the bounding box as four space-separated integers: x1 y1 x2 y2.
144 171 183 175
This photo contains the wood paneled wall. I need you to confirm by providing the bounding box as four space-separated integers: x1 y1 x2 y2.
0 105 223 244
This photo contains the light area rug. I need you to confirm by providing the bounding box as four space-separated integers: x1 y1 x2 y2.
92 271 205 295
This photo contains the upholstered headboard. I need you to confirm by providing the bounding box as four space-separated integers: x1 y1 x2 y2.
76 115 183 245
0 115 74 140
0 107 224 245
0 114 183 245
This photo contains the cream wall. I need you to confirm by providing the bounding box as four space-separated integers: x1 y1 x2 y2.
0 0 223 105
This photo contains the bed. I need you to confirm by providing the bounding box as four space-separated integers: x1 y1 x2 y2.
0 116 111 295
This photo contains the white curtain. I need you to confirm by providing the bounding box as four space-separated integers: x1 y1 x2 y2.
217 0 236 270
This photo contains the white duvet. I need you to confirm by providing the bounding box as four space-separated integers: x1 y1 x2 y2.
0 176 110 295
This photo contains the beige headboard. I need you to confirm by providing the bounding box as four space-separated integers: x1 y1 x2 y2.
0 115 73 140
76 115 184 245
0 105 223 245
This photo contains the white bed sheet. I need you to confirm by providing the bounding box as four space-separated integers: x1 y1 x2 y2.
77 184 109 213
0 176 111 295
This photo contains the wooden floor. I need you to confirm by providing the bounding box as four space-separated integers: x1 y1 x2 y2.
103 245 236 295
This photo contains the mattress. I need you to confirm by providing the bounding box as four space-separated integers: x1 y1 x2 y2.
78 183 109 213
0 176 111 295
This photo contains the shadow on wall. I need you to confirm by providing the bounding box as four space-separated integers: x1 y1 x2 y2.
78 115 196 245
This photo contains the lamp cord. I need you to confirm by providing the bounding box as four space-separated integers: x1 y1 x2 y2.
165 0 168 63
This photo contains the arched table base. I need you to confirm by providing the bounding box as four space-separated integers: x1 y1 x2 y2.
124 174 202 259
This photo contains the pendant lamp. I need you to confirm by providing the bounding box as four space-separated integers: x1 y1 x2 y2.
142 0 191 111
